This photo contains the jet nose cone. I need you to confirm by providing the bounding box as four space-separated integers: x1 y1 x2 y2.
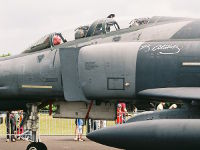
87 124 128 149
87 120 200 150
86 127 110 144
86 128 104 142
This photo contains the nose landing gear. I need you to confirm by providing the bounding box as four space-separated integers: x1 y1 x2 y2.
26 104 47 150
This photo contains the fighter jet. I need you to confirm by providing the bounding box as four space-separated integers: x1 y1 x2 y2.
2 15 200 149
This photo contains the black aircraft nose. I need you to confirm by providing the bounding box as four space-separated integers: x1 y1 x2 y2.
86 126 117 143
87 124 132 149
87 119 200 150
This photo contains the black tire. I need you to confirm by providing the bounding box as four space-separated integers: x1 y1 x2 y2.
37 142 47 150
26 142 39 150
26 142 47 150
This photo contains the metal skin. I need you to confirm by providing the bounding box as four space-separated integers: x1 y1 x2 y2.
127 107 200 123
1 16 200 110
87 119 200 150
86 107 200 149
2 16 200 149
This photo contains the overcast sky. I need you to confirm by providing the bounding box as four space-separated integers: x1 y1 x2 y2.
1 0 200 54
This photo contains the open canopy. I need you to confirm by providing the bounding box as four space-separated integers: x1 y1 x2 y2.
23 32 67 53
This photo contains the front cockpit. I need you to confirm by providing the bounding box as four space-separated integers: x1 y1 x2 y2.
23 33 67 53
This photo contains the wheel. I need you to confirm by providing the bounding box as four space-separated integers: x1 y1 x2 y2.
37 142 47 150
26 142 38 150
26 142 47 150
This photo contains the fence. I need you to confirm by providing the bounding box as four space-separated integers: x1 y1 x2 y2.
0 111 116 137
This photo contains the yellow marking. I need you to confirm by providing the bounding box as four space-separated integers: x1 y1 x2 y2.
22 85 53 89
182 62 200 66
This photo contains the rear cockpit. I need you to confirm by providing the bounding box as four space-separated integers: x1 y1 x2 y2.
85 18 120 37
75 14 120 39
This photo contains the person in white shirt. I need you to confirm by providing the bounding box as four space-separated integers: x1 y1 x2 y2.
157 102 165 111
169 104 177 109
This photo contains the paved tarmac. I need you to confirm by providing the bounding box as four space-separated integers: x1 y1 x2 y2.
0 136 122 150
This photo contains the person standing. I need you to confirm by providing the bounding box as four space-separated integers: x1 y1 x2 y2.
157 102 165 111
6 111 16 142
74 119 78 141
17 110 24 140
169 104 177 109
116 104 123 124
6 111 10 142
9 112 16 142
119 102 127 123
77 119 84 142
100 120 106 128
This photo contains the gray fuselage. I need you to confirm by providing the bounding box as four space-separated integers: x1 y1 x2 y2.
1 16 200 110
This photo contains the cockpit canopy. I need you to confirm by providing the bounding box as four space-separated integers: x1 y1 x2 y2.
75 17 120 39
23 33 67 53
75 25 90 39
86 18 120 37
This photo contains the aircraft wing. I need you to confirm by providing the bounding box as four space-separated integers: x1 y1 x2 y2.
138 87 200 101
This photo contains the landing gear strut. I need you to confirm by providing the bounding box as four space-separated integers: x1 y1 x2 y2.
26 104 47 150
